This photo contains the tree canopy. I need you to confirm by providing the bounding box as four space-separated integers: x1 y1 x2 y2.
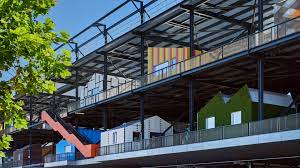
0 0 71 157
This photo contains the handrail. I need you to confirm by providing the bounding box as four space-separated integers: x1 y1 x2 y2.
39 113 300 164
62 16 300 114
97 113 300 156
45 111 88 144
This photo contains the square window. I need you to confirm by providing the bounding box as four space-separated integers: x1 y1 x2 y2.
231 111 242 125
65 145 72 153
205 117 215 129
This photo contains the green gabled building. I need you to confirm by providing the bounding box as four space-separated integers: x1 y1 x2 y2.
197 85 295 130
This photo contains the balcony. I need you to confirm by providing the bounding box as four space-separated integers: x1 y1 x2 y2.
97 113 300 156
40 113 300 167
63 17 300 115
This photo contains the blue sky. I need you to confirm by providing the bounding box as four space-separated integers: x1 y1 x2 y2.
1 0 155 81
49 0 121 36
1 0 124 81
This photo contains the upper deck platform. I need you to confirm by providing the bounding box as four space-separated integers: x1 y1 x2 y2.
15 0 300 129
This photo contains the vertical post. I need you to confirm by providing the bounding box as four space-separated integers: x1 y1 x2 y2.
189 81 194 131
103 25 108 131
140 1 144 24
75 43 79 103
103 25 108 98
189 7 194 58
258 57 264 120
140 37 145 84
140 2 145 85
258 0 264 31
140 95 145 140
103 109 108 131
75 118 78 129
29 95 33 165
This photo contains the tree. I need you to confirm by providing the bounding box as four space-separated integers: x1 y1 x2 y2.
0 0 71 157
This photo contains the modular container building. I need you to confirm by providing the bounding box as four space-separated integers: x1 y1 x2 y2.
54 128 101 161
13 144 43 166
101 115 173 147
197 85 295 129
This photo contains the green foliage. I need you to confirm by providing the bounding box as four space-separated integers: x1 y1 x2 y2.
0 0 71 156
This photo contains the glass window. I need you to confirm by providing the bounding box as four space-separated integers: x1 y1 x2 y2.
154 62 169 76
205 117 215 129
113 132 117 144
65 145 72 153
231 111 242 125
92 87 99 95
18 153 21 160
170 58 176 70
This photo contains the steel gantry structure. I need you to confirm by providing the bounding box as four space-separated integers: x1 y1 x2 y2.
1 0 300 167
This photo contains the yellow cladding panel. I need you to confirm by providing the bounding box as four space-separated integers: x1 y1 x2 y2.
148 47 204 74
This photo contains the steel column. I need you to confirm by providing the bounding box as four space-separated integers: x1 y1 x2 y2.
140 37 145 80
75 43 79 101
188 81 194 131
140 95 145 139
139 1 145 137
103 109 108 130
140 2 145 83
101 25 109 131
258 57 264 120
103 26 108 94
140 1 144 24
258 0 264 31
189 7 195 131
189 7 194 57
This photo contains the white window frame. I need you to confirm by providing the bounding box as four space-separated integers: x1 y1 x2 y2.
170 58 177 70
65 145 72 153
231 111 242 125
154 62 169 76
205 116 215 129
113 132 117 144
18 153 21 160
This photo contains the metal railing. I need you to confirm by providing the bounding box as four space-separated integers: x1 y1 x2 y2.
98 113 300 156
64 17 300 114
0 159 44 168
0 121 49 138
44 152 84 163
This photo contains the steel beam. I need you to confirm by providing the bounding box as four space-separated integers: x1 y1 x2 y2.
258 57 264 120
142 34 206 51
194 9 251 30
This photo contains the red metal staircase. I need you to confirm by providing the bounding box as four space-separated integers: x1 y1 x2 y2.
41 111 99 158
